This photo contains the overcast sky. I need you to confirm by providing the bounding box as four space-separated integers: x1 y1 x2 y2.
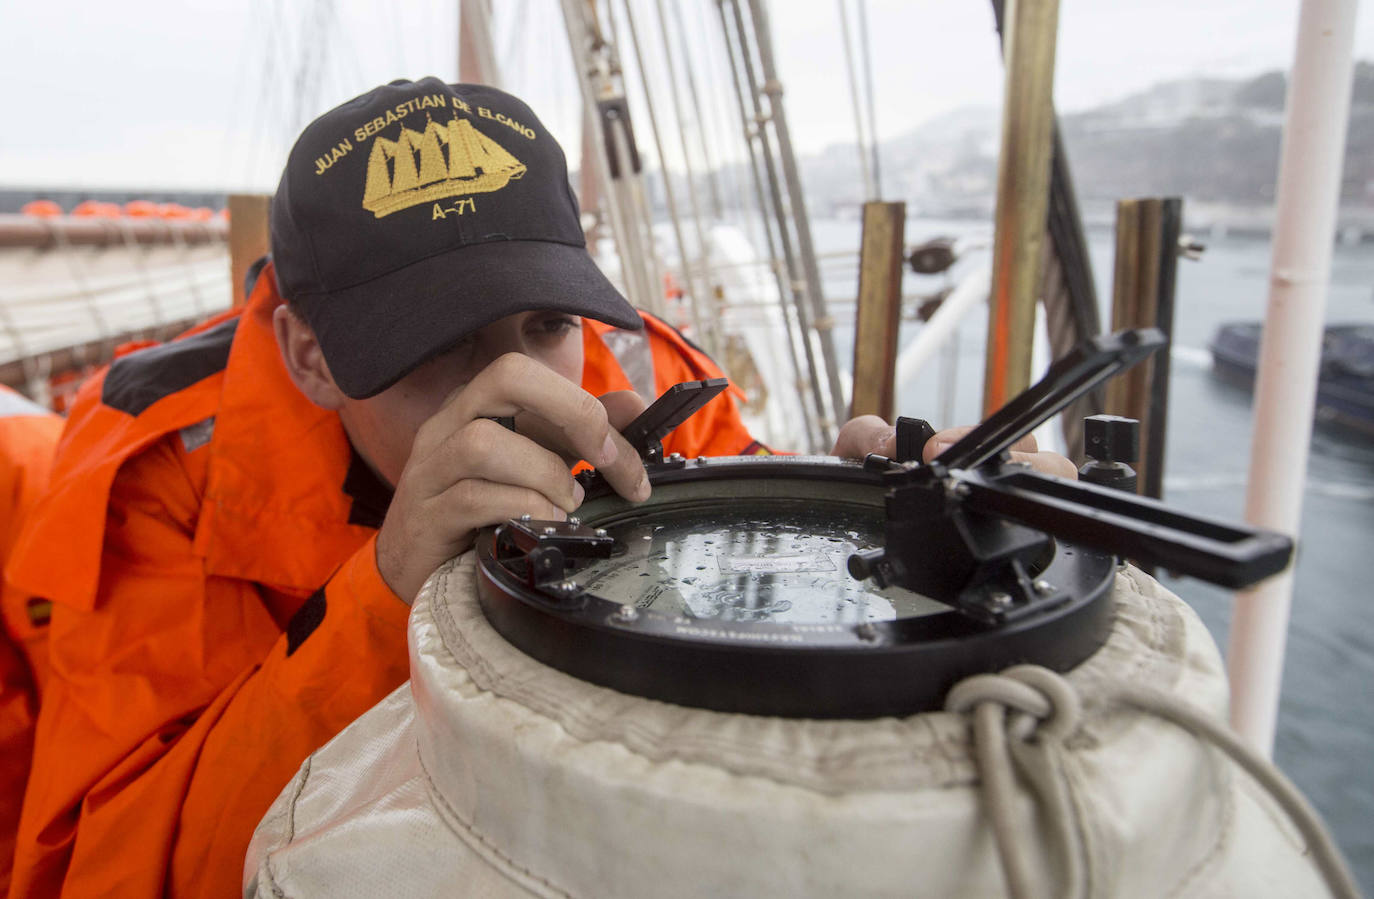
0 0 1369 192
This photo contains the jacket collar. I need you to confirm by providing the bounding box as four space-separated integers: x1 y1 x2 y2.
196 267 381 591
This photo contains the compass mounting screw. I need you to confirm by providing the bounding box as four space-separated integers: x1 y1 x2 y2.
542 526 557 536
616 604 640 622
855 621 878 641
595 528 608 538
696 456 707 464
988 591 1013 611
944 479 973 502
1033 579 1055 596
520 513 532 522
569 516 581 526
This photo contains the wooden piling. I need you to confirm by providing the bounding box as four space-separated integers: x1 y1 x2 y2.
227 194 271 308
982 0 1061 416
1106 196 1182 499
850 201 906 421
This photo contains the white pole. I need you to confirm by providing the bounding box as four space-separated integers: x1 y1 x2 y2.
1227 0 1359 756
894 261 991 394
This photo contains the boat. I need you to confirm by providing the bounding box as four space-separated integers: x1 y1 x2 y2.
1209 321 1374 438
0 0 1369 895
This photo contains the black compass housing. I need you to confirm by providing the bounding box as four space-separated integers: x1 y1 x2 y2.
476 456 1118 718
474 337 1295 719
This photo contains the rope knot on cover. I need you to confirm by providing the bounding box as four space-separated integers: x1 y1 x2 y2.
945 665 1082 744
942 665 1360 899
944 665 1088 899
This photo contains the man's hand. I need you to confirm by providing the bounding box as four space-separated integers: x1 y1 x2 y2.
830 415 1079 479
376 354 650 603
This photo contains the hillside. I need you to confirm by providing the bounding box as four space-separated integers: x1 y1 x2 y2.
798 62 1374 226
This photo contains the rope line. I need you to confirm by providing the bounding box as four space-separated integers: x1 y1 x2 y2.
946 665 1360 899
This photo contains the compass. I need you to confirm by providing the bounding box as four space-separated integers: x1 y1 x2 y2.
476 333 1293 719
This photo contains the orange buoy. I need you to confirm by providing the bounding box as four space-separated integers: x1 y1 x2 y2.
21 200 62 218
72 200 121 218
124 200 160 218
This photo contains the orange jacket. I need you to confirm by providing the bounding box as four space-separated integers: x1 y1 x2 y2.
0 388 62 896
4 264 760 897
582 314 765 458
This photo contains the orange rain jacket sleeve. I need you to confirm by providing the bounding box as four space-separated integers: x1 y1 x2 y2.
0 389 63 895
5 268 767 898
5 280 411 898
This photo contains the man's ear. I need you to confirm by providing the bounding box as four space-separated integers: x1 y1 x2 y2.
273 304 348 410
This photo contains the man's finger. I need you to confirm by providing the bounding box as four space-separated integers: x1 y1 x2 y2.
595 424 652 502
432 478 569 533
598 389 649 431
830 415 895 459
512 390 646 464
412 418 586 512
388 479 570 597
1009 450 1078 479
596 390 653 503
922 425 1038 462
420 353 620 470
512 405 651 503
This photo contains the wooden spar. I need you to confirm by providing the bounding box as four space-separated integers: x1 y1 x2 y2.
1105 197 1181 500
982 0 1060 416
227 194 271 309
850 201 906 421
989 0 1103 460
1147 199 1182 499
1105 199 1157 481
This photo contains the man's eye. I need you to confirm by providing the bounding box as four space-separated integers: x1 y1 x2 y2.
535 316 579 336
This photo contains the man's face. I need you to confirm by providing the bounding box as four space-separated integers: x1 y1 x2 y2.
335 310 585 486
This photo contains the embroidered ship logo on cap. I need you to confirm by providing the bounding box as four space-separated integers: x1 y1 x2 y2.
362 117 526 218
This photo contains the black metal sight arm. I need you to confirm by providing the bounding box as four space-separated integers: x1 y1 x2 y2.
849 328 1294 625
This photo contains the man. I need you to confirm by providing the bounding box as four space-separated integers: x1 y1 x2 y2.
6 79 1068 898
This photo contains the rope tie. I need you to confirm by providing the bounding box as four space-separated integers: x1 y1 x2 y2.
946 666 1088 899
945 665 1361 899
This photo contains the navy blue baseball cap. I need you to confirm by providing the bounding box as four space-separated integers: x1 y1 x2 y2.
271 77 641 399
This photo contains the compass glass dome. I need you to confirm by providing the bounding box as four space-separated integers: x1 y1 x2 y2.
568 486 947 625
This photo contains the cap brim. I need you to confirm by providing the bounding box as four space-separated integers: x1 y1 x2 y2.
304 239 642 399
